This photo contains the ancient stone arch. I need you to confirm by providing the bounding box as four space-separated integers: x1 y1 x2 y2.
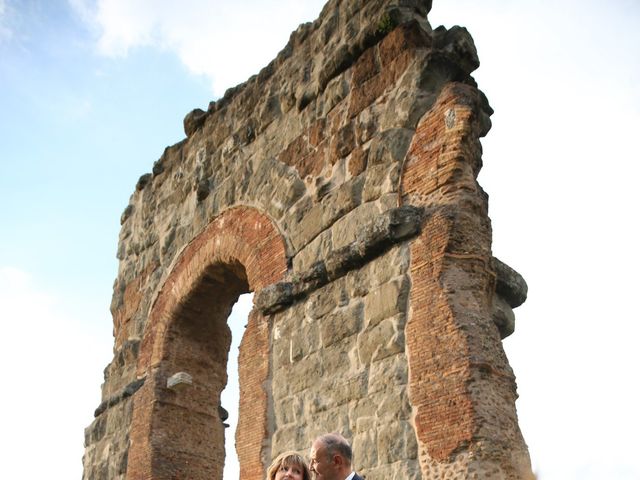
82 1 533 479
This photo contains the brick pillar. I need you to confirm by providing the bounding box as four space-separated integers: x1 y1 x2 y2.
403 83 533 478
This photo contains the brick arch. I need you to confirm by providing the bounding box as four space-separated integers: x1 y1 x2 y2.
127 206 287 480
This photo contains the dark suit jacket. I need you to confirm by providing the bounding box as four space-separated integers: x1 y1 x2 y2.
352 474 364 480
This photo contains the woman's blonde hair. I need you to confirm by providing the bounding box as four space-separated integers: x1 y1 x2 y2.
267 450 311 480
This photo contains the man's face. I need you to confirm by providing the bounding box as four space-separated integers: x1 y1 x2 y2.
309 441 336 480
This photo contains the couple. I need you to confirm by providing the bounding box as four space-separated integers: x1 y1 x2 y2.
267 433 364 480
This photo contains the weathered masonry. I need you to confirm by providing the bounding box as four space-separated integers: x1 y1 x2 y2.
82 0 533 478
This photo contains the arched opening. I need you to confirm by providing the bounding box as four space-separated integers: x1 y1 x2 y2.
153 260 249 479
221 292 254 480
128 206 288 480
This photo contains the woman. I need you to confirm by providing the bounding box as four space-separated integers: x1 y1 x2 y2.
267 450 311 480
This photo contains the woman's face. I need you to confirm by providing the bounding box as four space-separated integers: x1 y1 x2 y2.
275 462 305 480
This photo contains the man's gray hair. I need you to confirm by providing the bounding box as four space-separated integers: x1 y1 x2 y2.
316 433 353 465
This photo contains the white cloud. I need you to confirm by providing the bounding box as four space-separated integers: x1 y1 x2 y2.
70 0 326 96
0 267 111 478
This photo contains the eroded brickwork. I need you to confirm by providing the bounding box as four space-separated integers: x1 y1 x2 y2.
83 0 532 479
402 83 531 478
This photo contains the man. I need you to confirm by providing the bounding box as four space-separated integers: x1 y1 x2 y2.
309 433 364 480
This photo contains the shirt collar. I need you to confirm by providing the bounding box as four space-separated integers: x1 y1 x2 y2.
344 472 356 480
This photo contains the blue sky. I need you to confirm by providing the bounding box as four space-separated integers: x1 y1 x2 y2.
1 1 211 293
1 1 639 479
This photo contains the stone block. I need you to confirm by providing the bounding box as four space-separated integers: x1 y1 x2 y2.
357 314 405 365
493 256 528 308
257 94 282 131
368 244 410 288
349 396 378 422
303 390 332 416
331 121 357 161
379 86 438 130
285 352 325 395
355 105 380 145
293 229 333 272
267 174 307 220
367 128 414 166
167 372 193 390
271 322 292 374
307 404 351 440
272 303 318 366
321 337 357 375
183 108 207 137
318 43 354 91
362 163 401 202
353 428 378 469
363 276 410 327
375 386 412 422
348 146 368 177
326 371 368 407
306 283 339 320
320 302 364 347
377 420 419 464
322 73 350 117
355 416 376 434
331 202 380 250
254 282 294 316
368 353 408 394
295 316 321 359
271 423 306 457
351 46 380 87
274 396 298 426
433 25 480 76
321 176 364 227
345 264 373 298
492 294 515 339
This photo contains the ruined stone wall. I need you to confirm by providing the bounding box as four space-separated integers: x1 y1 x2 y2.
82 0 533 478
